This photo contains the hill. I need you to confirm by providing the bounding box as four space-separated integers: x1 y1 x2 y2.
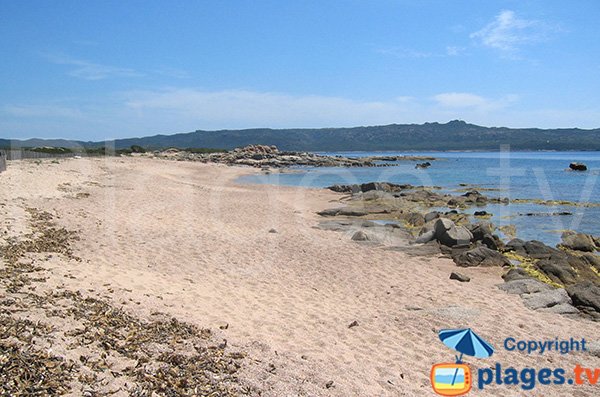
2 120 600 151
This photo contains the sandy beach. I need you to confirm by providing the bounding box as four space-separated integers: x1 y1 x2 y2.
1 156 599 396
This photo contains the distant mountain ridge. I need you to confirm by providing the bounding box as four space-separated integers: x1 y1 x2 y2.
2 120 600 151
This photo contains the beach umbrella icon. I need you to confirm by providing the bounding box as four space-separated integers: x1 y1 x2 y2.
439 328 494 386
439 328 494 362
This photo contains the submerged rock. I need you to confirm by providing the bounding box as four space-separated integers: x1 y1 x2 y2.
569 162 588 171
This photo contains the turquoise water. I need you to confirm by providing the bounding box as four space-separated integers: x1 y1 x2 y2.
238 151 600 246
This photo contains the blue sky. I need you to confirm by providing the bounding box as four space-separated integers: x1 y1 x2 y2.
1 0 599 140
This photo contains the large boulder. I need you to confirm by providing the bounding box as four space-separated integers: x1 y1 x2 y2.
453 246 511 267
502 268 531 282
482 234 503 251
524 240 564 259
424 211 441 222
559 231 597 252
505 238 526 254
536 253 600 287
434 218 473 247
522 289 572 310
581 253 600 272
567 282 600 313
498 279 553 295
467 221 493 242
536 259 577 286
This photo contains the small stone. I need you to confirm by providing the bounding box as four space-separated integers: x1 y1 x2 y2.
449 272 470 282
351 231 370 241
325 381 334 389
348 320 359 328
268 228 278 233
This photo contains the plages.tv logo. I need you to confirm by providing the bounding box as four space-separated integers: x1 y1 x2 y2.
430 328 494 396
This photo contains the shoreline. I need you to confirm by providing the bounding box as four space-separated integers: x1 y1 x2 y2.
1 156 599 396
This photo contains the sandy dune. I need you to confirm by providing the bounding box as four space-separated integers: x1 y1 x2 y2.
1 156 599 396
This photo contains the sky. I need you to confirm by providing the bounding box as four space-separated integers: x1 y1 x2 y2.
1 0 600 141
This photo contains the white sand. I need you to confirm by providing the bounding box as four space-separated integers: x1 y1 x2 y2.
1 156 599 396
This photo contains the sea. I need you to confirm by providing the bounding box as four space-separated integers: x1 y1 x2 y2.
238 151 600 247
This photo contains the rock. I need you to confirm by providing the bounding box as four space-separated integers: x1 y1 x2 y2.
317 208 341 217
454 246 511 267
351 231 370 241
360 190 395 201
498 279 554 295
433 218 473 247
327 184 356 193
536 259 577 286
348 320 359 328
359 182 406 193
467 222 493 241
482 234 502 251
393 240 441 256
522 289 572 310
415 162 431 169
424 211 441 222
559 231 597 252
569 162 587 171
502 268 531 282
505 238 526 254
588 341 600 358
538 303 580 314
581 253 600 272
474 211 489 216
268 228 278 233
405 212 425 227
524 240 563 259
415 230 436 244
337 208 369 217
450 272 470 282
567 282 600 313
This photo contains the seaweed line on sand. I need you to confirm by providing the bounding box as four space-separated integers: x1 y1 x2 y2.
0 207 256 396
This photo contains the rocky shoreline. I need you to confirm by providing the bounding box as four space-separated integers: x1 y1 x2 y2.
148 144 436 168
316 181 600 321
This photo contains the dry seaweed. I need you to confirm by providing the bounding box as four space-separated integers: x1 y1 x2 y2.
0 207 256 396
0 342 76 396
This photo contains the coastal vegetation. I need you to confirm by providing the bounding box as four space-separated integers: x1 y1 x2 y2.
4 120 600 151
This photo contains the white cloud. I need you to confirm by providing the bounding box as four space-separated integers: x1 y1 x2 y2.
470 10 552 53
124 89 421 129
434 92 488 108
433 92 518 111
44 53 141 80
2 104 82 118
7 89 597 141
446 46 465 56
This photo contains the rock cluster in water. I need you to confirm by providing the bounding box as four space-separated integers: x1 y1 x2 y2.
152 145 435 168
318 180 600 321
